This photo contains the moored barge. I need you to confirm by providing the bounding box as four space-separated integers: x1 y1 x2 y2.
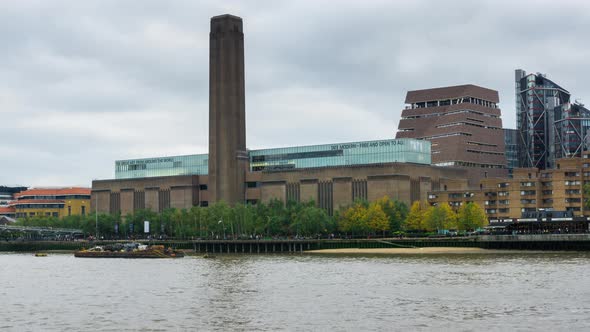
74 243 184 258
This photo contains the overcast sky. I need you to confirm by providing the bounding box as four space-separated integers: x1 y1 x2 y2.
2 0 590 187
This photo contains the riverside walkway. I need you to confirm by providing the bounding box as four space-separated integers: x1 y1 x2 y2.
2 234 590 252
0 225 83 239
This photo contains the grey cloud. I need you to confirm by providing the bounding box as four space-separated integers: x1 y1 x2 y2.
2 0 590 186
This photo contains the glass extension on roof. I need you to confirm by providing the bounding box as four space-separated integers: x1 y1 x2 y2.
115 154 208 179
114 139 430 178
249 138 430 171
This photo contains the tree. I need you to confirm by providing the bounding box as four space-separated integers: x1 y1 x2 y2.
293 204 330 237
375 196 401 232
457 202 487 231
338 202 369 237
207 201 231 238
403 201 427 231
366 202 390 236
424 204 457 232
584 183 590 212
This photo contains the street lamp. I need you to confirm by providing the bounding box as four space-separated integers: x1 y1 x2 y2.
95 193 98 240
219 219 225 239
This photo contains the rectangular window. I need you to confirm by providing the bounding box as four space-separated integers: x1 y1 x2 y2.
565 180 581 186
565 189 580 195
81 206 86 216
565 198 581 203
246 182 259 188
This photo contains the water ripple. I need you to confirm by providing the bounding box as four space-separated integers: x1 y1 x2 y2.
0 252 590 330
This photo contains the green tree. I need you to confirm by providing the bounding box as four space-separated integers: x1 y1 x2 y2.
403 201 427 231
424 204 457 232
338 202 369 237
293 204 330 237
375 196 409 232
457 202 487 231
584 183 590 212
366 202 390 236
206 201 231 238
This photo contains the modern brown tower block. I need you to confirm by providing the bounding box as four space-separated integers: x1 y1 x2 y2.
396 84 508 185
208 14 248 205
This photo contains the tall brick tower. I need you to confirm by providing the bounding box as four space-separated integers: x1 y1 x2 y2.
208 14 247 205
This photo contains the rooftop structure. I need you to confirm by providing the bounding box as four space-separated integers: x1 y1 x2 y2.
115 154 208 179
114 138 431 179
396 84 508 184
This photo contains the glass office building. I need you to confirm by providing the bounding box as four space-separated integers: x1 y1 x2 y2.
115 154 208 179
515 69 571 169
515 69 590 169
504 128 518 173
115 139 430 179
553 102 590 159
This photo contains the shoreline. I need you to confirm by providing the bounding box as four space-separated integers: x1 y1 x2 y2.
304 247 554 255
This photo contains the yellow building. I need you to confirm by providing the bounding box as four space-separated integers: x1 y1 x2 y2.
13 188 91 219
428 155 590 221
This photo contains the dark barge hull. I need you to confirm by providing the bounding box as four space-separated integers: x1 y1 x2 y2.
74 251 184 258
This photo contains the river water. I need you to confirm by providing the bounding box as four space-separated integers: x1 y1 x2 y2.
1 252 589 331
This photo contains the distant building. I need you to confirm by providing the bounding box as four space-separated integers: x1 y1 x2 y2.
428 154 590 220
515 69 590 170
396 84 508 185
504 128 518 174
0 215 16 224
0 206 15 219
0 186 27 207
553 101 590 160
97 138 465 215
13 188 91 219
